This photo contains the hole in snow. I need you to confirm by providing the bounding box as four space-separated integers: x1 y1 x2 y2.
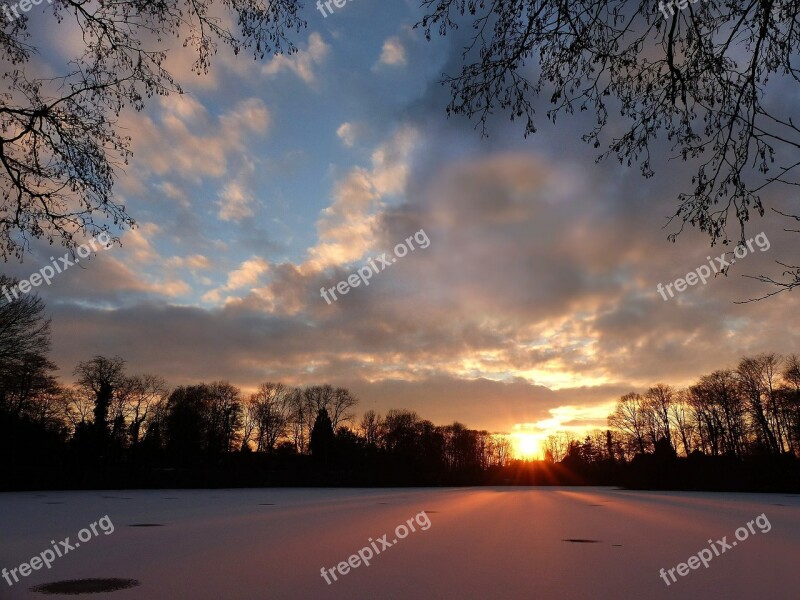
30 578 140 594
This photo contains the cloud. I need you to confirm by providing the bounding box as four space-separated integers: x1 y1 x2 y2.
24 130 800 428
159 182 191 209
337 122 360 148
202 257 270 304
142 131 797 404
303 127 419 271
220 98 271 138
226 258 270 290
217 182 254 222
166 254 211 272
261 32 330 85
378 36 407 67
124 96 271 184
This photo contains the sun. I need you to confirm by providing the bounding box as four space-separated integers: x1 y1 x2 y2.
513 433 543 460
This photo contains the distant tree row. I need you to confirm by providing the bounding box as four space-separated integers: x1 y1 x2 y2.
538 354 800 467
355 409 513 470
1 348 361 460
605 355 800 459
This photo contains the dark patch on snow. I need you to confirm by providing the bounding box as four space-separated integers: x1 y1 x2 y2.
30 578 140 594
562 539 602 544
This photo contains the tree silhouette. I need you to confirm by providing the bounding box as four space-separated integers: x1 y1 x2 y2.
122 374 168 448
245 382 292 452
165 384 212 464
0 0 305 260
0 278 57 419
310 408 334 465
73 356 126 438
418 1 800 292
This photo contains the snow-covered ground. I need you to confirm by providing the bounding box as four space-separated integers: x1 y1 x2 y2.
0 487 797 598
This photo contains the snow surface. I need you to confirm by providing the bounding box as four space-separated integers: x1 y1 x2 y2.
0 487 797 599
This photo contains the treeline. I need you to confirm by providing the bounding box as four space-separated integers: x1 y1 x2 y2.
527 355 800 491
1 274 799 491
0 353 518 488
605 354 800 458
537 354 800 465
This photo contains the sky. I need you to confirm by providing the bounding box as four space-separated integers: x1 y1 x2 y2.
4 0 800 453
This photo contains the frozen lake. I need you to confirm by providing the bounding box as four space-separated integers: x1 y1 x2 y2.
0 487 797 598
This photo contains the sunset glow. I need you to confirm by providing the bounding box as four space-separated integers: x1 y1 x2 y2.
512 432 545 460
